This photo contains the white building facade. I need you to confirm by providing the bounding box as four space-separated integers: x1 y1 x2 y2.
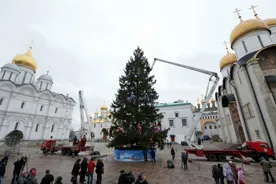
0 48 76 145
157 100 194 144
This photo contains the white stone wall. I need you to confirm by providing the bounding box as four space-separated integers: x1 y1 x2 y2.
269 27 276 44
0 81 75 141
203 122 219 136
158 104 194 144
232 30 272 60
92 122 112 139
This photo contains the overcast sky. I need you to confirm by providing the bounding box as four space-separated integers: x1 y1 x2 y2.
0 0 275 130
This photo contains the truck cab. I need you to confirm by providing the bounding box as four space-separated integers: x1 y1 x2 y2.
41 139 57 154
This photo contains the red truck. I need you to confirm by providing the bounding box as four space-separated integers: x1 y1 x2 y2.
40 138 92 156
186 141 275 162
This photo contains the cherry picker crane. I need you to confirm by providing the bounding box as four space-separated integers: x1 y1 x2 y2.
151 58 220 149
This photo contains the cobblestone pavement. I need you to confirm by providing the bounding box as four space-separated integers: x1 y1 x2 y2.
1 142 276 184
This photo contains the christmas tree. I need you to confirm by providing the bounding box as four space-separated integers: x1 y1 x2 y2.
108 47 168 151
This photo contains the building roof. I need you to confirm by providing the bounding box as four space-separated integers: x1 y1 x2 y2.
12 47 37 71
156 102 192 108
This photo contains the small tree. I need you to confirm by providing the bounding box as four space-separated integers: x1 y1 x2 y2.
108 47 168 152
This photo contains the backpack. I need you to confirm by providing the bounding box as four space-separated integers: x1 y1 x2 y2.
167 160 175 168
181 153 187 160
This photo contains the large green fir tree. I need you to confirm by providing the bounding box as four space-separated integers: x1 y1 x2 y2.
108 47 168 149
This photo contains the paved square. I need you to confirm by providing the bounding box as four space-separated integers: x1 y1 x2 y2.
1 142 275 183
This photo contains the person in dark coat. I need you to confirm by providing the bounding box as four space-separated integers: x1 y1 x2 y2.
0 161 6 184
171 147 175 160
71 159 81 183
79 158 87 184
0 156 8 177
212 164 220 184
20 156 27 173
40 169 54 184
135 173 148 184
217 163 224 184
11 158 23 183
150 149 156 162
95 159 104 184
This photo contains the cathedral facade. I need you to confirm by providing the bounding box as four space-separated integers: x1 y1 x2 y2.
0 47 76 144
216 8 276 153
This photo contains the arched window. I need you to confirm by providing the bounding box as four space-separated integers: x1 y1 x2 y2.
55 108 58 114
51 125 55 132
205 126 207 129
14 122 19 130
35 124 39 132
21 102 25 109
40 105 44 112
209 125 212 129
0 98 3 106
214 126 217 129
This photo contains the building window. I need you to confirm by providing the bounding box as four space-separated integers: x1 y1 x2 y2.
242 103 254 119
169 120 174 127
175 112 178 118
257 35 264 47
182 118 187 126
255 130 261 139
214 126 217 129
40 105 44 111
0 98 3 106
55 108 58 113
205 126 207 129
242 41 248 53
51 125 55 132
94 124 96 128
209 125 212 129
35 124 39 132
21 102 25 109
14 122 19 130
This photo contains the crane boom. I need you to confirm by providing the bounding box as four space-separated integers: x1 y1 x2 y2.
152 58 220 149
79 90 93 143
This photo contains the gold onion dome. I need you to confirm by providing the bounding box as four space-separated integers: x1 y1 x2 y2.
219 48 237 70
201 99 204 104
264 18 276 27
12 47 37 71
211 97 216 103
230 8 270 47
100 104 108 110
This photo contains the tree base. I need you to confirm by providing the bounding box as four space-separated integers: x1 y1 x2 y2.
114 147 157 162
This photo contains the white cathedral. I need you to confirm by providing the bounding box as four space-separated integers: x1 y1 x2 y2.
216 7 276 152
0 47 76 145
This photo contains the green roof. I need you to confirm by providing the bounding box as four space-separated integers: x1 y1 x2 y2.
156 102 192 108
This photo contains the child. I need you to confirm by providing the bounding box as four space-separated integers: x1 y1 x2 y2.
237 167 245 184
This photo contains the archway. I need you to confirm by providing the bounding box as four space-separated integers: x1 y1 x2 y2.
238 125 246 143
5 130 24 146
101 128 109 140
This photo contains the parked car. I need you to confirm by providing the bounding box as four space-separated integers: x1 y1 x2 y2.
203 135 211 140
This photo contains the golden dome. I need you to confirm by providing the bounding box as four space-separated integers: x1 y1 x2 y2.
220 50 237 70
95 112 98 114
211 97 216 103
230 19 270 46
100 104 108 110
264 18 276 27
201 99 204 104
12 47 37 71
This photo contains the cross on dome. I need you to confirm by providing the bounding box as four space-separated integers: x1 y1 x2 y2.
249 5 260 19
233 8 242 22
223 41 229 53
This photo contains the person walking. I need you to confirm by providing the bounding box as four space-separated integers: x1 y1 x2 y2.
171 147 175 160
0 161 5 184
79 157 88 184
95 159 104 184
260 157 275 183
71 159 81 184
0 156 8 178
217 163 224 184
229 161 238 184
87 158 96 184
224 163 234 184
40 169 54 184
11 158 23 183
150 149 156 162
212 165 220 184
181 152 188 169
237 167 245 184
17 172 28 184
